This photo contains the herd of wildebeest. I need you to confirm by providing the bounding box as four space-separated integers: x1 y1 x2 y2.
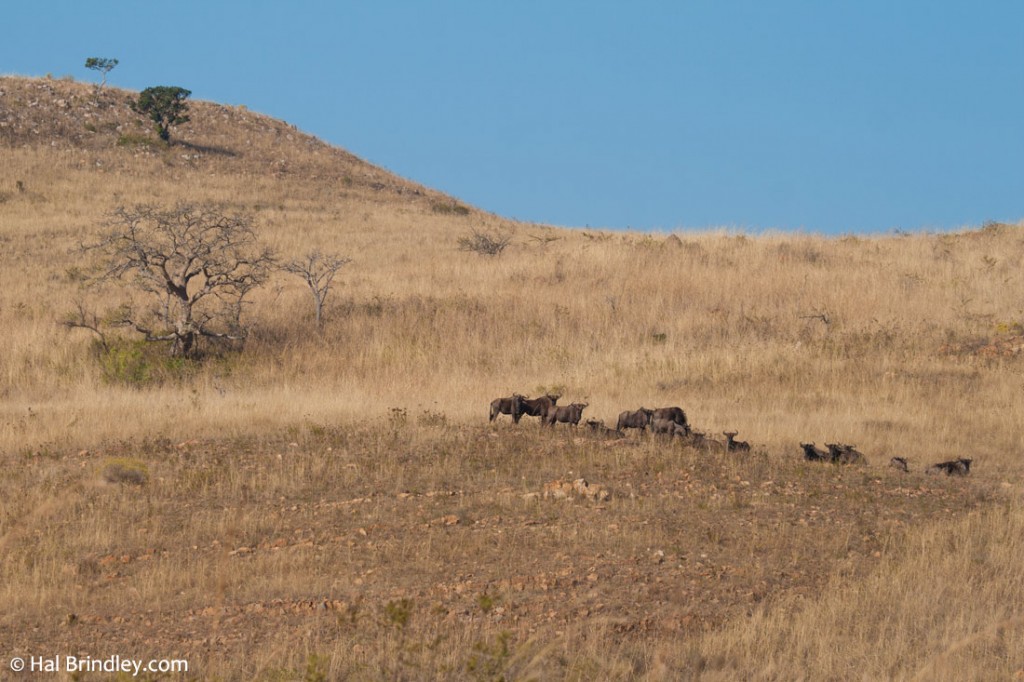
489 392 974 477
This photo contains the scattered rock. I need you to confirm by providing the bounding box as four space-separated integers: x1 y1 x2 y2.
543 478 611 502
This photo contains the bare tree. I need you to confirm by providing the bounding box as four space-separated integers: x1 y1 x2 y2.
83 204 275 358
282 249 351 327
61 298 109 351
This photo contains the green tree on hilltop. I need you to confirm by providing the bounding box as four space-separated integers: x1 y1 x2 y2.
84 57 119 89
133 86 191 143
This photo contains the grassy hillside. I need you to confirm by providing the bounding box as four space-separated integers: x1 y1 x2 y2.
1 75 1023 679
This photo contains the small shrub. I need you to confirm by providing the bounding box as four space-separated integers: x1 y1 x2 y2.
432 201 471 216
101 457 149 485
95 338 199 387
458 230 512 257
385 598 414 629
117 133 159 148
417 409 448 427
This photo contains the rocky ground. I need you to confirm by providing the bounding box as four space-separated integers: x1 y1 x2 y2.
0 424 995 679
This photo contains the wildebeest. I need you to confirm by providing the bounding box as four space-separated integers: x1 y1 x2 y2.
723 431 751 452
825 443 867 465
889 456 910 472
518 394 560 423
545 402 588 427
650 417 690 440
489 393 525 423
651 407 689 433
800 442 829 462
686 430 725 452
584 419 625 439
617 408 654 432
926 458 972 476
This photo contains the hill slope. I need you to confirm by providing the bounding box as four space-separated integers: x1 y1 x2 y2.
2 75 1024 680
0 75 454 207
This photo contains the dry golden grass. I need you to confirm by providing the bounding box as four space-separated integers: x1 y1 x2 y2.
2 74 1023 679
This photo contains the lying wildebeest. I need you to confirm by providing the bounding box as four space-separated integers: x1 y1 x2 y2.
723 431 751 452
584 419 625 439
800 442 829 462
686 430 725 452
518 394 560 423
489 393 525 423
545 402 588 427
617 408 654 432
889 456 910 472
651 407 689 433
825 443 867 465
926 458 972 476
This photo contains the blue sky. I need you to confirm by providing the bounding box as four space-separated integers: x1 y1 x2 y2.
4 1 1022 234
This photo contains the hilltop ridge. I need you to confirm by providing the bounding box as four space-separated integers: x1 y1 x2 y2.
0 75 473 214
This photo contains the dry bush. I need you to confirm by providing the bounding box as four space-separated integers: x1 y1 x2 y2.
457 228 513 256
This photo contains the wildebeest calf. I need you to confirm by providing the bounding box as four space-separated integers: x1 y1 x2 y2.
800 442 829 462
545 402 588 427
650 417 688 438
723 431 751 452
889 456 910 472
489 393 524 423
651 406 689 434
926 458 972 476
617 408 654 432
584 419 625 439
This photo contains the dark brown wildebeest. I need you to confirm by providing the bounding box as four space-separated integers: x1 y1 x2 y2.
489 393 525 423
545 402 588 427
890 456 910 472
825 443 867 465
584 419 625 439
518 394 560 423
686 430 725 452
723 432 751 452
926 458 972 476
800 443 829 462
650 417 689 439
651 406 689 433
617 408 654 432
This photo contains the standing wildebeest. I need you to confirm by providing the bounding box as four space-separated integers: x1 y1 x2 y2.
825 443 867 465
723 432 751 452
617 408 654 432
800 443 829 462
518 394 560 423
926 458 972 476
489 393 525 423
545 402 588 427
651 407 689 433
